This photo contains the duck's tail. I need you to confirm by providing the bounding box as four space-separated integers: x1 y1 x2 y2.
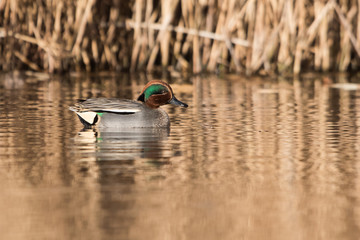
69 106 99 127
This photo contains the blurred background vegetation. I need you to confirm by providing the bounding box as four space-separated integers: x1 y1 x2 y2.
0 0 360 75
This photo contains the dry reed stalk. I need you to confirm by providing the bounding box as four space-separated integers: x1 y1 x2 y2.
193 34 201 73
334 3 360 65
202 0 215 68
135 0 152 69
107 8 120 68
160 0 171 68
145 0 154 48
244 0 255 75
233 3 248 73
314 0 323 71
14 50 41 71
224 0 241 72
293 0 306 74
358 0 360 54
126 21 249 46
130 0 143 71
250 0 266 73
193 1 202 73
207 0 228 71
277 1 293 72
319 1 330 71
147 0 179 71
72 0 95 56
173 19 190 71
338 0 351 71
2 0 360 74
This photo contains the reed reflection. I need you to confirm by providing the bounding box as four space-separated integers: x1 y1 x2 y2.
166 75 360 239
1 73 360 239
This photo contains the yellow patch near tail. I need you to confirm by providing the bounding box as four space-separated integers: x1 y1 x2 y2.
77 112 98 125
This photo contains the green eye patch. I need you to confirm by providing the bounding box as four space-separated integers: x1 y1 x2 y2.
144 84 168 101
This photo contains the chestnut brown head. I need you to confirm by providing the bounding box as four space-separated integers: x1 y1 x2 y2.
137 80 188 109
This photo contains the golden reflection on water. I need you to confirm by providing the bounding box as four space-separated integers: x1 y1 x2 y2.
1 72 360 239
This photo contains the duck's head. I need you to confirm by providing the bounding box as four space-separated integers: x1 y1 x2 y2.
137 80 188 109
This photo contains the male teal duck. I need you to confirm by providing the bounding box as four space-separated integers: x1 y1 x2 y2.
69 80 188 128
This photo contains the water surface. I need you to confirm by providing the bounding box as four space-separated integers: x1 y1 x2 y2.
1 72 360 239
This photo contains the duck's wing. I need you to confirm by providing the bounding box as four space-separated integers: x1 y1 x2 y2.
69 99 142 114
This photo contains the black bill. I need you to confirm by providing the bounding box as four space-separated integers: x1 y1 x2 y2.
169 96 188 108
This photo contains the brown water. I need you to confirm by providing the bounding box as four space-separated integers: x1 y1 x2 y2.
1 72 360 240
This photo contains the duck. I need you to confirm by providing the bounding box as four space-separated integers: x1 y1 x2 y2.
69 80 188 128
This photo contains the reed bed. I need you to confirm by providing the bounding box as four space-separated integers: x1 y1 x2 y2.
1 0 360 75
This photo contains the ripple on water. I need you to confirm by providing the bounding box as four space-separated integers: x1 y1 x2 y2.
0 74 360 239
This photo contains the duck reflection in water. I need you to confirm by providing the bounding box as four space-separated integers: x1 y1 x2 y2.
74 127 170 162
